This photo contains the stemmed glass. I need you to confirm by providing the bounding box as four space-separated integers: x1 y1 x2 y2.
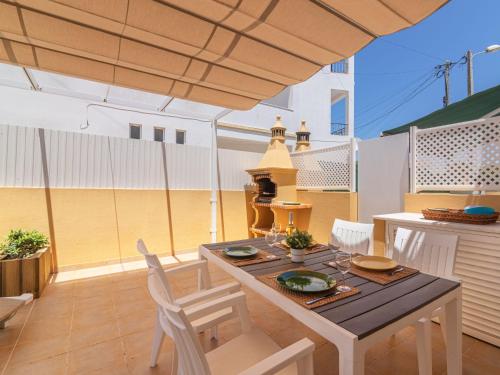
272 222 281 234
265 230 277 247
335 252 352 292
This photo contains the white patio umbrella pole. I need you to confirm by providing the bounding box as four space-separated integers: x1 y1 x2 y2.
210 109 232 243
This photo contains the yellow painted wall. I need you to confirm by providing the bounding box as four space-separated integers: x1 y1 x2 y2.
0 188 358 269
297 191 358 244
0 188 250 270
404 193 500 212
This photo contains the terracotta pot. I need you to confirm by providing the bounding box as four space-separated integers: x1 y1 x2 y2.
290 248 306 263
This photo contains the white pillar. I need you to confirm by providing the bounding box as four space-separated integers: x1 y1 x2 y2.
210 119 218 243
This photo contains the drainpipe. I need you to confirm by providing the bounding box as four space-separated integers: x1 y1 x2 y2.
210 109 232 243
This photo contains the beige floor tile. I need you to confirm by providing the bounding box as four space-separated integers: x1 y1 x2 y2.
68 337 126 374
72 306 116 330
117 309 156 336
18 316 72 343
461 355 500 375
69 321 121 351
0 345 14 372
126 350 174 375
122 329 174 359
29 300 73 321
8 336 69 366
463 339 500 369
3 353 68 375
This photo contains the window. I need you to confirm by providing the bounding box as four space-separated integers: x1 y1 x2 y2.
176 130 186 145
154 127 165 142
129 124 141 139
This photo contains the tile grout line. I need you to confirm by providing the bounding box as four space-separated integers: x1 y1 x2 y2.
110 279 131 374
0 298 36 375
64 285 77 375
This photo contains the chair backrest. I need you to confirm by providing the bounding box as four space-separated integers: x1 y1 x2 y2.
331 219 374 255
137 239 174 303
147 267 211 375
389 228 458 277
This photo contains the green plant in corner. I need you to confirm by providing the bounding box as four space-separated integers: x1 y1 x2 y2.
0 229 49 260
285 230 312 250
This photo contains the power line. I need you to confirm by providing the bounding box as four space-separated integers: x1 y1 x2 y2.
378 39 445 62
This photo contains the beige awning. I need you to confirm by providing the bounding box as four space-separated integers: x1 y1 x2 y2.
0 0 447 110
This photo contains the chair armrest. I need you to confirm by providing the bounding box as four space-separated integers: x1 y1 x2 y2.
239 338 315 375
175 281 240 308
185 291 247 321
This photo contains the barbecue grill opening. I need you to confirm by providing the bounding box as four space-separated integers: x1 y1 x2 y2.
256 177 276 203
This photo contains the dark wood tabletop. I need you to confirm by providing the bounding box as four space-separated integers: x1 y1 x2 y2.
202 237 460 339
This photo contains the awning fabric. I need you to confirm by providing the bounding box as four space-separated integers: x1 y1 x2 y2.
0 0 447 110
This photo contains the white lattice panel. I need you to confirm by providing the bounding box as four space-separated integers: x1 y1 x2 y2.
414 118 500 192
291 143 353 190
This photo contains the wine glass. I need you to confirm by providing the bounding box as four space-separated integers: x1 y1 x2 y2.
271 222 282 245
265 230 277 247
335 252 352 292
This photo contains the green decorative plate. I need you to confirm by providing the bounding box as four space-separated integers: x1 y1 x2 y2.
223 246 259 259
276 270 336 293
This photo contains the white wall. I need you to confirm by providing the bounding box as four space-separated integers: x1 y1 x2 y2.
358 133 409 223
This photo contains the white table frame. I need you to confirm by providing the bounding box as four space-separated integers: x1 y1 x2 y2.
199 244 462 375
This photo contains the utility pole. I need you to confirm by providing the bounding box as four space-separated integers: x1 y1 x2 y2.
466 50 473 96
437 60 452 107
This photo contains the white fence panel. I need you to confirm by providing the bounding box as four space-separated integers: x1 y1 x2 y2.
358 134 409 223
0 124 260 191
290 140 355 191
412 118 500 192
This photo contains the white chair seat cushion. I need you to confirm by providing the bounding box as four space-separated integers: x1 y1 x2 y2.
206 328 297 375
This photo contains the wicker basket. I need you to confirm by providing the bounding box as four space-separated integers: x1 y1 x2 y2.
422 209 499 225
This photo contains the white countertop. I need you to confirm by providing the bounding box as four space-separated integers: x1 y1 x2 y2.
373 212 500 234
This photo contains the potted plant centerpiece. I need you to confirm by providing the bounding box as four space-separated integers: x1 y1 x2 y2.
0 229 51 298
286 230 313 263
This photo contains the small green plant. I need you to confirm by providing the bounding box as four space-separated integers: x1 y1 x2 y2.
285 230 313 250
0 229 49 260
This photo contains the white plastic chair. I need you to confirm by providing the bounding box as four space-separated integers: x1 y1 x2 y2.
389 228 459 375
147 263 315 375
137 239 241 370
331 219 374 255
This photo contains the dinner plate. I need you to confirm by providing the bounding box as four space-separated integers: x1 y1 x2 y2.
223 246 259 258
351 255 398 271
276 270 336 293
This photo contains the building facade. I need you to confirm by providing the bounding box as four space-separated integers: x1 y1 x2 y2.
0 58 354 151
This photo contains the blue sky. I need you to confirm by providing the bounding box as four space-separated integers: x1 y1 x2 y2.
350 0 500 139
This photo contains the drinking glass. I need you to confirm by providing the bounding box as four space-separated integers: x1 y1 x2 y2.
272 222 282 234
335 252 352 292
265 230 277 247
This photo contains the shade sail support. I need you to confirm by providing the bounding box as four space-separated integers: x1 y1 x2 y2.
210 109 232 243
22 68 39 91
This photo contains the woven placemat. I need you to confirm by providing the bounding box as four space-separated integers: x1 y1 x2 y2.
273 243 331 255
213 249 281 267
256 268 360 309
324 262 419 285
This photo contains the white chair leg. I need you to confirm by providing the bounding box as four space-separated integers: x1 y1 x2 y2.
150 315 166 367
210 326 218 341
416 318 432 375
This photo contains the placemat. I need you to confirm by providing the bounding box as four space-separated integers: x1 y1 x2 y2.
256 268 360 309
273 243 331 255
324 262 419 285
213 249 281 267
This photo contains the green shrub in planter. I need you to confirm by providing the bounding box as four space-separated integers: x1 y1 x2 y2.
285 230 313 250
0 229 49 260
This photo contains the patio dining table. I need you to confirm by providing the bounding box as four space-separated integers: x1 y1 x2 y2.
199 238 462 375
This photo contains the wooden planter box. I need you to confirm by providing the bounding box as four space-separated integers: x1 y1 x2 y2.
0 247 52 298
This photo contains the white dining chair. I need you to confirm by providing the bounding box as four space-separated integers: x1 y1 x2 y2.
388 228 459 375
147 262 316 375
331 219 374 255
137 239 241 370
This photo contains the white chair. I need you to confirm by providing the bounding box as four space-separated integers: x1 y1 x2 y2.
389 228 459 375
147 262 316 375
331 219 374 255
137 239 241 370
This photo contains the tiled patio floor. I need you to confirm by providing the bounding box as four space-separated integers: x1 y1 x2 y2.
1 258 499 375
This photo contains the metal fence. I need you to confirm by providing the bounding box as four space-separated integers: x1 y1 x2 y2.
291 139 356 191
330 122 348 136
410 117 500 192
0 124 261 190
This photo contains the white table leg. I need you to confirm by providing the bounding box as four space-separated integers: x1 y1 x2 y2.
444 293 462 375
416 318 432 375
339 344 364 375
